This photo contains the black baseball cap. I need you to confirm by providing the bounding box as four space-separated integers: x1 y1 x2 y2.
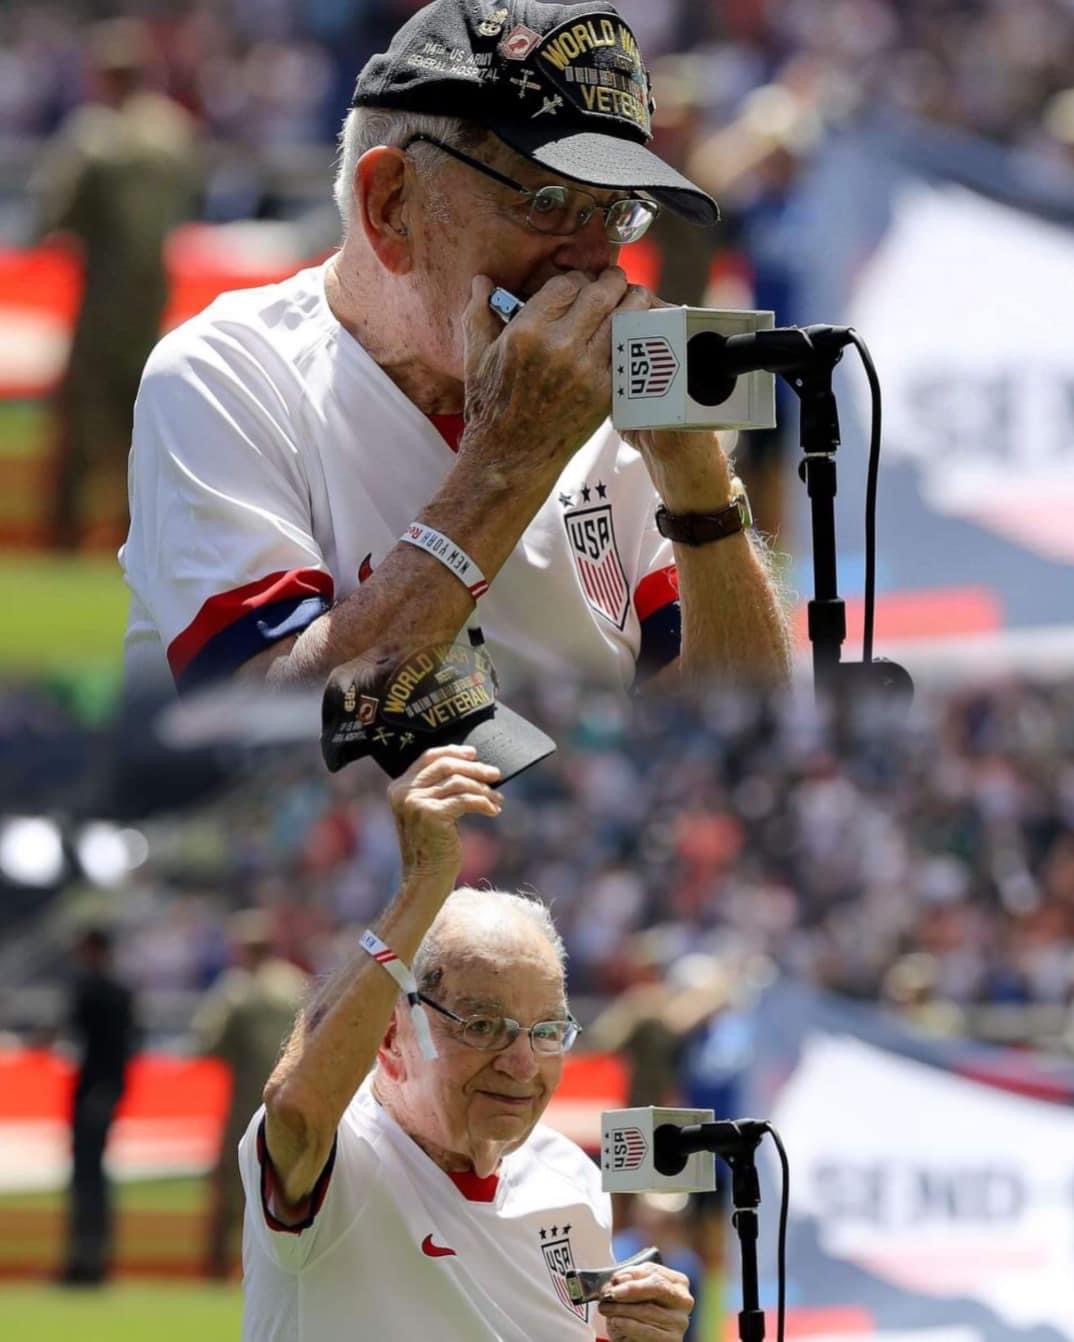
351 0 719 226
321 637 556 782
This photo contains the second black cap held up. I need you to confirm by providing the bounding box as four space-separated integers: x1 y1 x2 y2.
321 635 556 783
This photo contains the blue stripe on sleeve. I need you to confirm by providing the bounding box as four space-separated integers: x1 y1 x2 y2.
636 601 682 681
176 595 330 693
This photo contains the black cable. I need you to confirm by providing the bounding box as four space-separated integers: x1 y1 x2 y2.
762 1123 790 1342
847 330 883 665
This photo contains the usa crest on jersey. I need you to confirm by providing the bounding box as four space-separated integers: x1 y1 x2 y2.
564 503 630 630
540 1225 588 1322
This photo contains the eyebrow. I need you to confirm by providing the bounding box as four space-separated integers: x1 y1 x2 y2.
452 995 570 1019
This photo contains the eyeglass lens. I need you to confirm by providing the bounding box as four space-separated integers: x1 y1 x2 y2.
461 1015 576 1053
526 186 657 243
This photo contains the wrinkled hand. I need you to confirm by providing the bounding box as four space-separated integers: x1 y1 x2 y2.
602 288 735 494
460 269 652 480
598 1261 695 1341
388 745 502 880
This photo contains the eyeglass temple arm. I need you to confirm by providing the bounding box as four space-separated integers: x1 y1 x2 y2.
416 993 468 1025
405 135 531 198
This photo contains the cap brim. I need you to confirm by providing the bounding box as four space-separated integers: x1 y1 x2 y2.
456 703 557 784
493 126 719 227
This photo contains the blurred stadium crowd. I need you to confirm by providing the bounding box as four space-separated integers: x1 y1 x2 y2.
4 0 1074 156
5 677 1074 1052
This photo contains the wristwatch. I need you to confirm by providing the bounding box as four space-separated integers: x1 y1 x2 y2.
655 477 753 547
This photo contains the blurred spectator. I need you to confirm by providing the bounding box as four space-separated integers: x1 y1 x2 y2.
59 925 136 1286
192 909 307 1279
31 18 199 549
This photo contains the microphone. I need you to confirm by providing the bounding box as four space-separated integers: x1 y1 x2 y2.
654 1119 770 1174
687 325 855 407
601 1107 717 1193
601 1107 771 1193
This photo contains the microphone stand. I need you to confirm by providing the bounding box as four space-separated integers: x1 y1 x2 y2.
783 350 846 691
725 1129 766 1342
655 1121 768 1342
691 323 912 700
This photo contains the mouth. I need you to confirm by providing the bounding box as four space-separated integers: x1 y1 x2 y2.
478 1090 535 1108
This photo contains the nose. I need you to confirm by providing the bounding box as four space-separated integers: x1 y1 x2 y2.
490 1031 542 1082
552 212 617 279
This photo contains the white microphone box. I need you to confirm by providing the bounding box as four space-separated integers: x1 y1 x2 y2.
611 307 777 433
601 1106 717 1194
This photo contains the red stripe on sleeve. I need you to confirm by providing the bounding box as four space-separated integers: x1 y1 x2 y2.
634 564 679 624
167 568 335 679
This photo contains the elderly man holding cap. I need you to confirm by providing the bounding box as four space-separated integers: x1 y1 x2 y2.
240 745 694 1339
122 0 790 697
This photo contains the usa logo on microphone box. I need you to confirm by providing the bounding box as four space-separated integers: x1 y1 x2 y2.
611 307 777 433
600 1105 717 1193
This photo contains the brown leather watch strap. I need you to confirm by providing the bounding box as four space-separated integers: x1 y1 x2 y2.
655 488 753 547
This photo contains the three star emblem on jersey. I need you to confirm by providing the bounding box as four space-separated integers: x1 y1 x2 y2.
539 1224 587 1322
563 499 630 631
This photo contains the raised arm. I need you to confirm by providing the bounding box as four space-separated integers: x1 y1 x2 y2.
260 746 502 1207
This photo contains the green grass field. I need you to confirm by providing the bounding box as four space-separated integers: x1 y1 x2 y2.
0 553 128 673
0 1178 243 1341
1 1282 243 1341
0 398 128 707
0 1177 210 1276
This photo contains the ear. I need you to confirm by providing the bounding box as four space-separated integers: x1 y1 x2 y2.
377 1005 408 1081
355 146 414 274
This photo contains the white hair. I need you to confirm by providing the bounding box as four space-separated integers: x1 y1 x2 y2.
333 106 492 234
412 886 567 997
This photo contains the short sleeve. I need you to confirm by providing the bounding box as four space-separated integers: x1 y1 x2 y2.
238 1104 378 1274
122 324 334 691
631 528 680 680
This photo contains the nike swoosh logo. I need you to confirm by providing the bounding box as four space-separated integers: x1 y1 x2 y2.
421 1233 457 1258
358 553 374 584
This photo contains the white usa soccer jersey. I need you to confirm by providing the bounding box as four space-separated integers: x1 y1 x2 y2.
238 1081 613 1341
120 261 681 695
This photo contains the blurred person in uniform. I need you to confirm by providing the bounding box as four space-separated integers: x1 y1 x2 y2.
686 79 824 539
636 58 719 308
613 1192 703 1342
587 939 732 1325
586 937 731 1109
60 926 137 1286
32 18 199 550
193 909 308 1279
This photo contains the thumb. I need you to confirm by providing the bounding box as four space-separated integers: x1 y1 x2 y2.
463 274 501 381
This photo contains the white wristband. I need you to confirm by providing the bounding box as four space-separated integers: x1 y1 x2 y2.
360 929 438 1061
400 523 489 599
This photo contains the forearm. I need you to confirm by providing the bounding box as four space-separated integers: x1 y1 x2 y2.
263 450 560 687
263 870 451 1199
645 435 792 689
